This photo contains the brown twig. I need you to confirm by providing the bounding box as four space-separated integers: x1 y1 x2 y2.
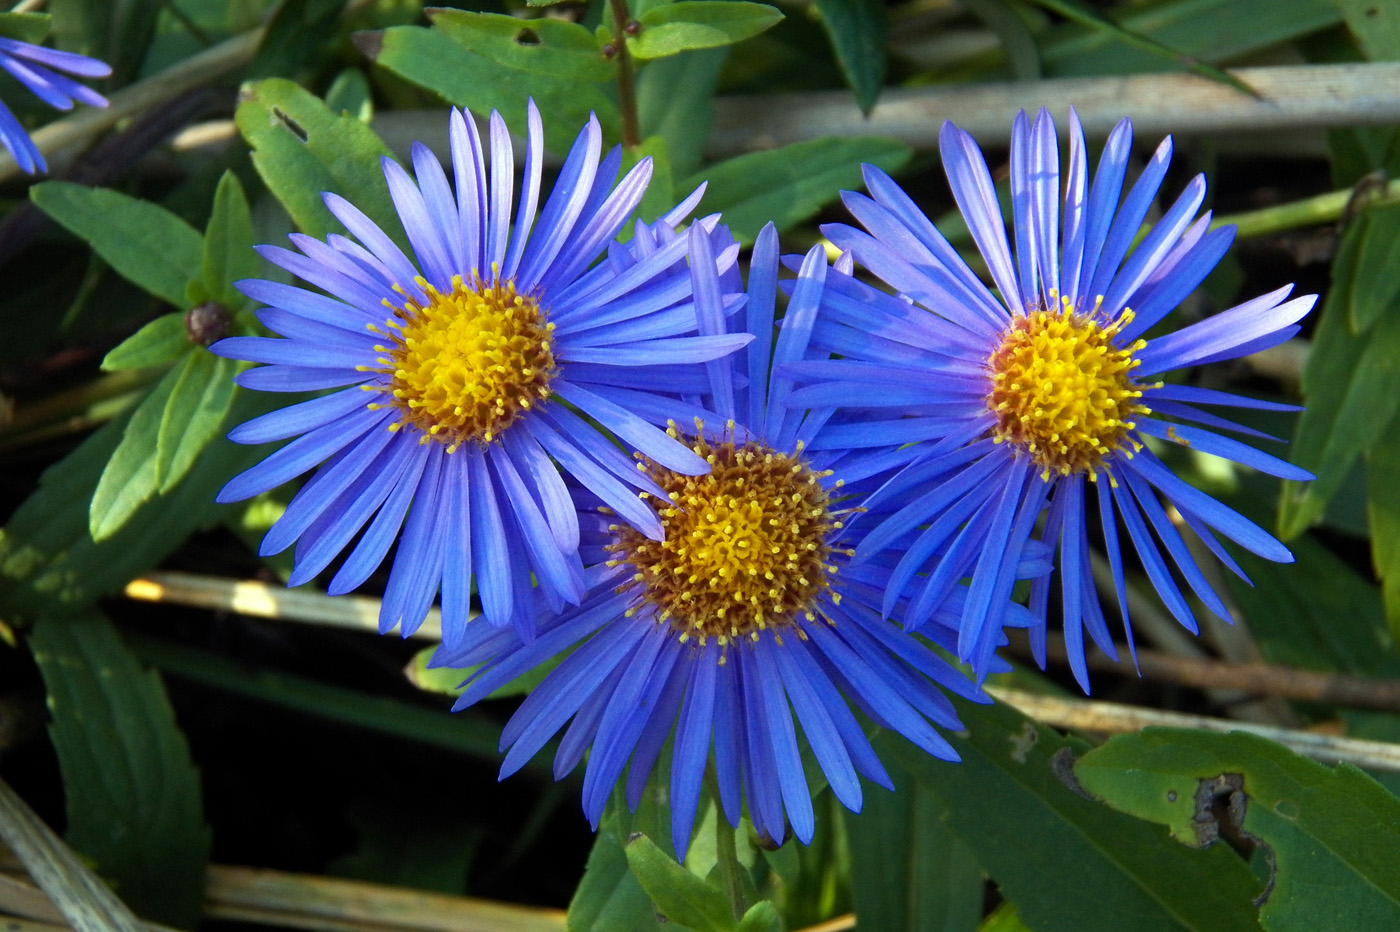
1014 640 1400 713
607 0 641 148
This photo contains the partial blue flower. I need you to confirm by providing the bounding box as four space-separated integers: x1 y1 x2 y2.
433 223 1047 858
213 103 750 645
0 35 109 174
796 108 1315 692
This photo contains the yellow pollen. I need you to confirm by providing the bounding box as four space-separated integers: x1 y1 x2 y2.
986 302 1148 478
607 431 839 647
371 273 556 448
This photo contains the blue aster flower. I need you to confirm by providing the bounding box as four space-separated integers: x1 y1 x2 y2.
433 222 1049 859
213 103 750 646
793 108 1316 692
0 35 109 174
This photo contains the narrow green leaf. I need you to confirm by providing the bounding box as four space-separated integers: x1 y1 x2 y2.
234 78 400 245
688 137 911 244
156 352 239 493
1043 0 1340 79
89 363 180 541
846 756 983 932
30 612 210 929
129 635 512 766
365 25 622 153
428 9 617 82
1368 413 1400 642
1026 0 1257 95
1338 0 1400 60
1348 202 1400 331
0 11 51 43
31 182 202 308
636 47 728 178
248 0 344 79
961 0 1042 81
0 391 282 618
883 698 1264 932
101 313 189 372
630 1 784 61
1075 729 1400 931
812 0 887 113
979 904 1034 932
626 833 738 932
1280 206 1400 538
201 171 259 310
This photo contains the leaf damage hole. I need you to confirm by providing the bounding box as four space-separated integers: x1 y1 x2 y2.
271 106 309 143
1193 773 1275 907
515 28 541 46
1008 722 1038 764
1049 747 1093 798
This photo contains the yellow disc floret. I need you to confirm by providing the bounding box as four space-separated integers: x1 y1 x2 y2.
987 297 1150 480
364 272 557 451
606 425 845 647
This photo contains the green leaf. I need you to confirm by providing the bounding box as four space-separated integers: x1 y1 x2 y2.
626 833 738 932
1368 412 1400 642
88 363 180 542
1224 532 1391 677
234 78 400 245
101 313 189 372
1338 0 1400 60
1039 0 1339 85
734 901 780 932
811 0 887 113
365 25 622 154
980 904 1034 932
0 11 51 43
1075 729 1400 931
636 48 728 179
961 0 1042 81
883 698 1264 932
0 391 282 618
569 809 666 931
630 1 784 61
29 612 210 929
1348 201 1400 331
688 136 911 244
626 136 676 231
31 182 202 308
201 171 259 311
156 352 239 494
428 9 617 82
248 0 344 80
846 756 983 932
325 68 374 122
1280 206 1400 538
405 644 564 700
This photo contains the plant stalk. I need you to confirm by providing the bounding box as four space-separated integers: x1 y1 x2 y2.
608 0 641 148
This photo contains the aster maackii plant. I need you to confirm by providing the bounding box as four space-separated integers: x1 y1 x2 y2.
0 33 109 174
791 108 1316 692
432 222 1049 858
212 103 751 645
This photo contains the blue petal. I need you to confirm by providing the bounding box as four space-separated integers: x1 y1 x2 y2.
555 381 708 474
670 656 718 858
468 448 515 626
329 442 429 594
939 120 1021 310
228 387 370 444
217 408 384 503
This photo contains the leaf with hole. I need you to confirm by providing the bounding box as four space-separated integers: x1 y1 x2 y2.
1075 728 1400 932
428 9 616 82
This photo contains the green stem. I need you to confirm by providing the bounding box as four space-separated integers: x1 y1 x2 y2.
710 774 747 920
1214 178 1400 239
608 0 641 148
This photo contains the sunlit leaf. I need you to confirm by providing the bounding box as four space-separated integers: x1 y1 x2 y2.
630 1 784 61
1076 729 1400 931
155 351 239 494
31 182 201 308
428 9 616 82
201 171 259 311
101 313 189 372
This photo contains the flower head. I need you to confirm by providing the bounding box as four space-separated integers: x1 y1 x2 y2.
0 35 109 174
797 108 1315 691
434 223 1044 858
213 104 749 645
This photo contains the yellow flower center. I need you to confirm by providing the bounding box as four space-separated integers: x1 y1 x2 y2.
365 273 557 451
606 427 845 647
986 299 1149 480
